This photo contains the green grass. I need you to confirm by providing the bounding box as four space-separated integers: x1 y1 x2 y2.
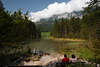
41 32 51 39
65 62 95 67
59 42 94 60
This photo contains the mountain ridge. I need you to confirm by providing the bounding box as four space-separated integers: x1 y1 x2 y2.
35 11 83 32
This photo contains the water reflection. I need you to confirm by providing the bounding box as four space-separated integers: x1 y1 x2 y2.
28 40 83 53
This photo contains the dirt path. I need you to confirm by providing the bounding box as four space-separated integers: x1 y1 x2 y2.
23 53 63 66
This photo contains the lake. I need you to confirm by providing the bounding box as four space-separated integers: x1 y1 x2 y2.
28 39 83 53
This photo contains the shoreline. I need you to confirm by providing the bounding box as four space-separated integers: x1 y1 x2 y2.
49 37 86 42
22 53 63 66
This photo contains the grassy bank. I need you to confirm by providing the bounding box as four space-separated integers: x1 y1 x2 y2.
41 32 85 41
57 41 94 62
50 37 85 42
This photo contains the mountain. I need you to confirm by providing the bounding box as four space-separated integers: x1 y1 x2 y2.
36 18 54 32
35 11 83 32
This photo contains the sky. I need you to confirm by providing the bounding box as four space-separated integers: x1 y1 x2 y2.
2 0 90 22
2 0 69 12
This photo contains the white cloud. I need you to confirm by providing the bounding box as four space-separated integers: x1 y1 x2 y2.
29 0 90 22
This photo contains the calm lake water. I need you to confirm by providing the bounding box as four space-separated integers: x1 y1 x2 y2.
28 32 84 53
28 40 83 53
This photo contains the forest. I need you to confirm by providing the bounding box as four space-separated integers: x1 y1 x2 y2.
0 0 41 65
51 0 100 64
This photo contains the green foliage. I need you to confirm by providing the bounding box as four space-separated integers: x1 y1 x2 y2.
0 8 41 65
0 9 41 42
51 0 100 64
65 62 95 67
51 17 81 38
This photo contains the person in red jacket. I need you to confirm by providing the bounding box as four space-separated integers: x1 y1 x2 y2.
62 54 69 64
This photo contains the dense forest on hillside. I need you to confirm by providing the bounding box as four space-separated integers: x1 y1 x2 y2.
0 0 41 65
51 0 100 64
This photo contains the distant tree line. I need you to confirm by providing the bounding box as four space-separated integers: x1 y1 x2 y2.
51 0 100 64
